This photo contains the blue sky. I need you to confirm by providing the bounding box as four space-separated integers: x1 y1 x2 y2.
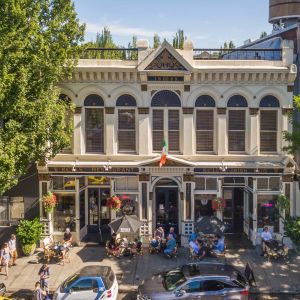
73 0 273 48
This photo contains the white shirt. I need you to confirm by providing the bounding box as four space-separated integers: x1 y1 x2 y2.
8 239 16 251
261 231 272 241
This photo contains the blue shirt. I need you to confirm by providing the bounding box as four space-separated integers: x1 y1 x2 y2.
166 238 176 250
215 239 225 252
169 232 177 240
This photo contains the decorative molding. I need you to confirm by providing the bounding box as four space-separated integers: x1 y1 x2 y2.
145 49 187 71
139 174 150 181
217 108 227 115
282 174 294 182
74 107 82 114
183 174 195 182
105 107 115 114
151 90 157 96
184 85 190 92
149 192 153 200
182 108 194 114
141 84 147 91
250 108 259 115
38 173 51 181
138 107 150 114
175 90 181 96
282 108 293 115
180 192 184 200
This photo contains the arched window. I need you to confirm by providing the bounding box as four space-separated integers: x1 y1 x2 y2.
84 94 104 106
84 94 104 153
195 95 215 152
151 91 181 152
259 96 279 153
227 95 248 107
151 90 181 107
117 94 137 152
227 95 247 152
116 94 137 107
195 95 216 107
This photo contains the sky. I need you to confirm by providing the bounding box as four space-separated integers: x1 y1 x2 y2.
73 0 273 48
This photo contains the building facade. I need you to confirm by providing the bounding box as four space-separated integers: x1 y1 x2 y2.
37 40 297 245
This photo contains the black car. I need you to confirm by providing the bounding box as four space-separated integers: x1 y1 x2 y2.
137 262 255 300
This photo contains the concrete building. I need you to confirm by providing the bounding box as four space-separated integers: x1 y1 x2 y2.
36 38 297 245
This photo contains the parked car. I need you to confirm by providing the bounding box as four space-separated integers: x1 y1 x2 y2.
53 266 118 300
137 262 255 300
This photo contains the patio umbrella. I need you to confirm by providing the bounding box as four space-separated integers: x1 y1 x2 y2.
194 216 227 237
108 214 143 234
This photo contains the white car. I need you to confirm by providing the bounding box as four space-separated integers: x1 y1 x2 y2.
53 266 118 300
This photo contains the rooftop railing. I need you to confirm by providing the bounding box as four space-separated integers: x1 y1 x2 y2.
81 48 138 60
193 48 282 61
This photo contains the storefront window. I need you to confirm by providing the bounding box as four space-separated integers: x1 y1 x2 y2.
53 194 76 232
257 195 279 232
116 194 139 218
195 178 217 190
88 176 110 186
194 194 216 221
257 177 280 191
52 176 76 191
248 177 253 189
79 191 85 229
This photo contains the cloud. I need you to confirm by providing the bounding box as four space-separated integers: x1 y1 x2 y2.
85 22 175 39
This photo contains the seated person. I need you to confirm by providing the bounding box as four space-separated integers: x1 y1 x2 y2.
213 235 225 255
164 234 177 257
188 232 198 243
168 227 177 240
261 226 272 256
154 226 165 240
150 236 160 252
189 239 206 259
42 235 53 250
63 228 72 248
107 233 120 257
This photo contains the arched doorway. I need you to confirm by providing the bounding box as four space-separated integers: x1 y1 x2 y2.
154 178 179 235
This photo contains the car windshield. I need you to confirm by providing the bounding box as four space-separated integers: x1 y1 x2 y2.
163 267 187 291
61 274 80 291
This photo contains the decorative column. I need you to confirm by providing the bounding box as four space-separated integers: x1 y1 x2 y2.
105 107 116 155
138 108 151 155
249 108 259 155
138 174 151 242
252 178 258 246
38 173 51 236
216 178 223 220
217 108 227 155
182 108 194 155
73 107 82 155
75 179 80 244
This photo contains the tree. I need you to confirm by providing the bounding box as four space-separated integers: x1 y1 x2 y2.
128 35 137 60
0 0 85 195
260 31 268 39
283 95 300 154
223 42 228 49
228 41 235 49
173 29 185 49
153 34 161 49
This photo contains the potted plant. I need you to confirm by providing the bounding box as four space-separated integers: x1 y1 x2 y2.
16 218 43 256
284 217 300 254
42 191 57 213
212 197 226 211
106 195 122 211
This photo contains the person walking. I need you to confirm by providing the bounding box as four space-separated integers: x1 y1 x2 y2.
33 281 46 300
8 234 17 266
0 242 12 278
38 264 50 294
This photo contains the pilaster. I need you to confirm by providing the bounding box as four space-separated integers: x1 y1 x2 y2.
105 109 116 155
73 108 82 155
249 109 259 155
182 109 194 155
217 109 227 155
138 109 151 155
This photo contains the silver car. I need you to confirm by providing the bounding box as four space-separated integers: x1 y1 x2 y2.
137 262 254 300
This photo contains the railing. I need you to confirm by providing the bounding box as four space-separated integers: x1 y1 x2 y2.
193 48 282 61
81 48 138 60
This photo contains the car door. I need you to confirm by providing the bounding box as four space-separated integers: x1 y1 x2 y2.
68 278 99 300
174 280 202 299
199 280 226 300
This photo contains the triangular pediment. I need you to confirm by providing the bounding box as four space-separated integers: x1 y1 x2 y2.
138 40 192 72
145 49 187 71
139 156 195 167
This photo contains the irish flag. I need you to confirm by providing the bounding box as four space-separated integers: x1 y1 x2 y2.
159 139 168 167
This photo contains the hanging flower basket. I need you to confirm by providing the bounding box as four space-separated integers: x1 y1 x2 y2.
42 192 57 213
106 195 122 211
212 197 226 211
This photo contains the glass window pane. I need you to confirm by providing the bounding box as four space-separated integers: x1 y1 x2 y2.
206 178 217 190
269 177 280 191
195 177 205 190
257 178 268 190
257 195 279 231
229 110 245 130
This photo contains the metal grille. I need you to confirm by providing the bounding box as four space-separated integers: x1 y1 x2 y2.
260 110 277 152
228 110 245 152
118 109 136 152
196 110 214 151
85 108 104 153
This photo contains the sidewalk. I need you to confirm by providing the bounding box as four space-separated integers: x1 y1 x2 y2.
3 244 300 296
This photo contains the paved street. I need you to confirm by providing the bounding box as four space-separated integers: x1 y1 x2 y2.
2 241 300 299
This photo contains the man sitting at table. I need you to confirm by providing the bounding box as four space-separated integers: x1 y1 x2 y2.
168 227 177 240
213 235 225 255
164 235 177 258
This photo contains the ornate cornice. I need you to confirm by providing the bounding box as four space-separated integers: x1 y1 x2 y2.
217 108 227 115
74 107 82 114
105 107 115 114
138 108 149 114
250 108 259 115
182 108 194 114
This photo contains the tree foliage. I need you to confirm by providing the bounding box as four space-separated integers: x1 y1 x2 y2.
0 0 85 194
260 31 268 38
173 29 185 49
153 33 161 49
283 95 300 154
